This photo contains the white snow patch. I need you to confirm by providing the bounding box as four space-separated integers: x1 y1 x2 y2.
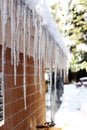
46 84 87 130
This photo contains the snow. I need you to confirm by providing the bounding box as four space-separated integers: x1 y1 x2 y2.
77 44 87 52
46 0 59 6
46 84 87 130
24 0 69 56
80 77 87 81
83 82 87 85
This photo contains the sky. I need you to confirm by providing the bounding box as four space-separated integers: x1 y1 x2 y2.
46 0 59 6
45 0 68 8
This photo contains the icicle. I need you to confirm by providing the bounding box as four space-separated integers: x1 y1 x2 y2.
32 8 35 27
51 39 54 68
33 18 38 86
1 0 7 73
23 5 27 110
10 0 17 85
27 10 31 58
50 42 59 122
61 51 63 76
49 38 53 89
13 41 17 85
39 58 43 95
48 35 51 69
41 28 46 69
16 0 21 66
49 65 52 92
1 0 7 23
13 20 17 85
38 16 43 94
8 0 11 18
54 44 58 90
50 43 55 123
1 0 7 122
0 1 1 12
39 42 41 94
45 31 49 68
11 0 14 65
39 40 43 95
48 37 51 84
45 31 47 68
39 34 44 94
16 32 20 66
20 6 24 42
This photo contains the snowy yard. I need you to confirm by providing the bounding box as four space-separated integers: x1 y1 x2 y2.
46 83 87 130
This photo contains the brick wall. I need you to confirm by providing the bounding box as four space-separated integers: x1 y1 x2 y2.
0 45 46 130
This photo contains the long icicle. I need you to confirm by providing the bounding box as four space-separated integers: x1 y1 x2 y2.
34 18 38 87
45 31 49 69
38 17 43 94
1 0 7 123
27 9 31 58
16 0 21 66
23 4 27 110
11 0 14 65
41 28 46 69
13 42 17 85
13 2 17 85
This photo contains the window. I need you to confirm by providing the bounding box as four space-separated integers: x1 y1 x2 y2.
0 73 4 126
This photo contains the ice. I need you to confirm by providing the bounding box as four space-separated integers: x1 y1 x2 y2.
1 0 7 80
54 47 58 87
13 42 17 85
34 18 38 86
45 32 49 68
16 0 21 66
27 9 31 58
37 16 43 94
1 0 8 122
23 4 27 110
11 0 14 65
10 0 17 85
1 0 7 45
32 8 35 27
41 29 46 66
0 0 69 111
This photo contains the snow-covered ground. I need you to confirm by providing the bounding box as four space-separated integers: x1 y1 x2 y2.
46 84 87 130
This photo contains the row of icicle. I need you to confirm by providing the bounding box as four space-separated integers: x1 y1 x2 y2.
0 0 68 110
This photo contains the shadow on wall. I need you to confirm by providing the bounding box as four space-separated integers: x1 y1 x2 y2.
51 71 64 120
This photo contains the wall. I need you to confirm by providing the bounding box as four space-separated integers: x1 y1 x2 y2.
0 45 46 130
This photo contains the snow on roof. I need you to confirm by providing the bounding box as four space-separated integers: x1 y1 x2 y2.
26 0 68 56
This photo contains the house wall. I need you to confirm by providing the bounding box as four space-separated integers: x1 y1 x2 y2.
0 45 46 130
0 2 68 129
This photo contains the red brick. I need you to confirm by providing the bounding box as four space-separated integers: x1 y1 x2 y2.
0 45 46 130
